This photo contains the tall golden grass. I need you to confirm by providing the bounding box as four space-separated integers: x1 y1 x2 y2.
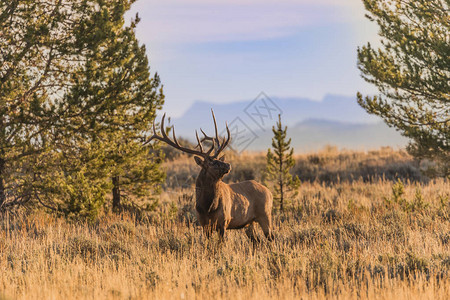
163 146 426 190
0 148 449 299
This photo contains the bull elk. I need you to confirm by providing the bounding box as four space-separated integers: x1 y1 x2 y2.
146 110 274 241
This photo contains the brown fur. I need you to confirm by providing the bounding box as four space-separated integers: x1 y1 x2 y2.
194 157 274 241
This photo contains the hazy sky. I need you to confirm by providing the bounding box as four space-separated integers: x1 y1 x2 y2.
127 0 380 117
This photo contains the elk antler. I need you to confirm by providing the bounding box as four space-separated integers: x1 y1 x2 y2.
199 109 231 158
145 109 231 159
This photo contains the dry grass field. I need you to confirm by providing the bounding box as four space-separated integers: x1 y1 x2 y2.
1 148 449 299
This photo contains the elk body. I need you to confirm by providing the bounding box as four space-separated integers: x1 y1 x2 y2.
147 110 274 241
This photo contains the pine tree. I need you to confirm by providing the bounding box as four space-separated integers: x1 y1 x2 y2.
0 1 165 217
58 4 165 213
0 0 97 209
264 115 301 211
107 134 165 212
357 0 449 177
42 1 165 216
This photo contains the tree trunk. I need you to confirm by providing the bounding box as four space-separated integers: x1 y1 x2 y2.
112 176 121 212
279 154 284 212
0 157 6 207
0 113 5 208
279 180 284 211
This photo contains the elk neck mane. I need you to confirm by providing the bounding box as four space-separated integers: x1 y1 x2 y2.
195 168 225 214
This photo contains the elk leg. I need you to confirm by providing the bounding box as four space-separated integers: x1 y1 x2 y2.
203 225 213 238
257 215 274 241
245 223 260 243
218 226 225 242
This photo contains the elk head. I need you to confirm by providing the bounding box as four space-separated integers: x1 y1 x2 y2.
145 109 231 180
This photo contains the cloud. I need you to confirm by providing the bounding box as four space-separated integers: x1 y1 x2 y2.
129 0 367 44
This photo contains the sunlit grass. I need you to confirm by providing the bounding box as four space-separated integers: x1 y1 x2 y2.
0 148 449 299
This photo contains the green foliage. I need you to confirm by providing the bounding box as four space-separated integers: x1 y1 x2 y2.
58 170 108 221
392 179 406 205
410 188 429 212
0 0 88 209
264 115 301 211
383 179 406 209
437 194 449 220
33 138 115 218
99 132 165 213
0 0 165 218
357 0 449 177
384 179 429 213
57 0 165 214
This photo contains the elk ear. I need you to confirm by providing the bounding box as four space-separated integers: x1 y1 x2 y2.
194 156 203 166
218 155 225 162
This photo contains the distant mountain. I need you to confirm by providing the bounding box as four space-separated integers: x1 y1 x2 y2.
167 95 408 152
172 95 377 133
247 119 408 152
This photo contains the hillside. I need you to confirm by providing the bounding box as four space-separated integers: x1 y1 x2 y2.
169 95 407 151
